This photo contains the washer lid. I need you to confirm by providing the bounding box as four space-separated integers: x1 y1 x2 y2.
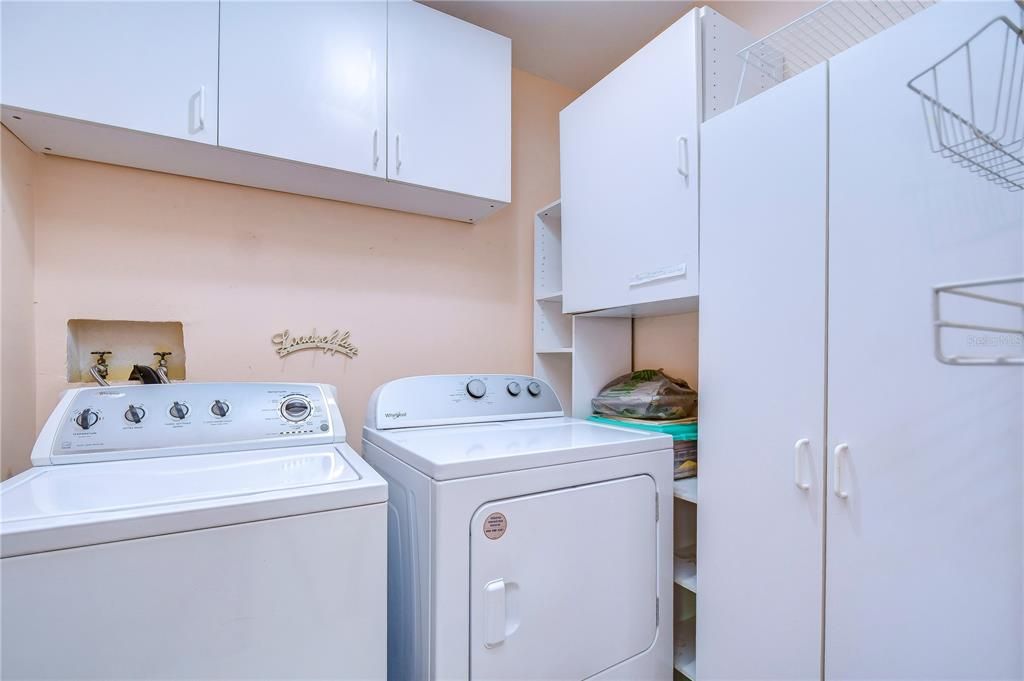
0 444 386 557
362 417 671 481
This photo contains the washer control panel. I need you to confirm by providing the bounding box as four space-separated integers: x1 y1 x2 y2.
36 383 341 465
367 374 563 430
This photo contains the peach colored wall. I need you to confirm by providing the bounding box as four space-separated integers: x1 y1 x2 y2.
17 68 574 473
1 127 37 478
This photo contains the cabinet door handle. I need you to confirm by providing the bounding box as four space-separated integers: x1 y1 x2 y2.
373 129 380 171
198 85 206 132
794 438 810 491
833 443 850 499
395 133 402 174
676 135 689 180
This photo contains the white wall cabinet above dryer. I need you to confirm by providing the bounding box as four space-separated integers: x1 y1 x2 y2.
559 8 757 315
387 0 511 203
219 1 387 177
0 0 219 145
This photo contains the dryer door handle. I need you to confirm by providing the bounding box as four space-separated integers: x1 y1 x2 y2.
483 579 507 647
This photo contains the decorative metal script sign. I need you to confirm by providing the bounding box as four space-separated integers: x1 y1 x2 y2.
271 329 359 359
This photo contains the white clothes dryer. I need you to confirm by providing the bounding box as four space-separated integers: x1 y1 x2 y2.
363 374 674 681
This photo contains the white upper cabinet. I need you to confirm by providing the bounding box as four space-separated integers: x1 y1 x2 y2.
560 11 700 315
219 1 387 177
0 1 218 144
387 0 511 204
559 8 753 315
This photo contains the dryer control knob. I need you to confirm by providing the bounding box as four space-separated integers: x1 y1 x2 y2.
527 381 542 397
466 379 487 399
75 408 99 430
169 401 189 420
124 405 145 424
507 381 521 396
210 400 230 418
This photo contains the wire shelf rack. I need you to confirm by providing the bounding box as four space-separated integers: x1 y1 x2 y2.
933 276 1024 366
735 0 935 103
907 11 1024 192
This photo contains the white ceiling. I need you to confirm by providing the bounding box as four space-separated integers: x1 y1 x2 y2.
421 1 819 92
422 1 695 92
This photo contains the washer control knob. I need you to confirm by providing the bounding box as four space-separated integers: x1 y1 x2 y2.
466 379 487 399
527 381 542 397
507 381 522 397
169 401 190 420
281 396 312 422
124 405 146 424
210 400 230 418
75 408 99 430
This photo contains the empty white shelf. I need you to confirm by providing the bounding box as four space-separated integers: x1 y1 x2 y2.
536 290 563 303
673 476 697 504
674 618 697 680
674 554 697 593
536 347 572 354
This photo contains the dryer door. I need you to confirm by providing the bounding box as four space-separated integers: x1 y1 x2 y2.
469 475 658 680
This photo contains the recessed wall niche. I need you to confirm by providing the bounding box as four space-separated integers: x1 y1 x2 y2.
67 320 186 383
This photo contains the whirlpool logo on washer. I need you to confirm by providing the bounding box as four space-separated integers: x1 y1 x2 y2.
384 411 407 419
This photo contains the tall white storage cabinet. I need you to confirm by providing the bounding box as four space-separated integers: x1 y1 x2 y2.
387 0 511 204
559 8 757 315
0 1 218 144
698 2 1023 679
825 2 1022 678
219 1 387 177
698 63 829 681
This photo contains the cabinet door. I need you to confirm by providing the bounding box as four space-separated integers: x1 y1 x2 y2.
560 12 700 314
0 1 217 144
219 1 387 176
697 64 828 681
826 3 1023 679
387 0 511 203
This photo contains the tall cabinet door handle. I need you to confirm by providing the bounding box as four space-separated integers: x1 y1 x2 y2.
676 135 690 180
833 443 850 499
395 134 402 174
372 129 380 171
482 578 506 648
794 438 811 490
197 85 206 132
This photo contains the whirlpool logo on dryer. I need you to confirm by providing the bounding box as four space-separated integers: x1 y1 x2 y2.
385 411 407 419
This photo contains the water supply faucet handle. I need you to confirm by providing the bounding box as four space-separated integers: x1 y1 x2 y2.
153 352 172 369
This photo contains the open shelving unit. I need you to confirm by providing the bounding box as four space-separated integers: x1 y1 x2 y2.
533 200 632 416
674 477 697 679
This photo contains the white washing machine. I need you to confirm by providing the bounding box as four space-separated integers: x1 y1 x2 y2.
363 374 674 681
0 382 387 680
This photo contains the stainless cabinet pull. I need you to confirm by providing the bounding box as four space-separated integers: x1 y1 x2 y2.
395 133 402 174
373 129 380 171
198 85 206 132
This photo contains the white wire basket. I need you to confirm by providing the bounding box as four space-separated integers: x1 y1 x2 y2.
907 12 1024 191
735 0 935 103
933 276 1024 366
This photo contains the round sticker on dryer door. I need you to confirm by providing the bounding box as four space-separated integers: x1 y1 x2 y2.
483 512 507 540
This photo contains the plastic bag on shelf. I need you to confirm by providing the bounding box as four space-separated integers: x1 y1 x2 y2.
591 369 697 421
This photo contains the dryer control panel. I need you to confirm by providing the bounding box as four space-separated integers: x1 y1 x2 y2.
32 383 343 466
366 374 563 430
